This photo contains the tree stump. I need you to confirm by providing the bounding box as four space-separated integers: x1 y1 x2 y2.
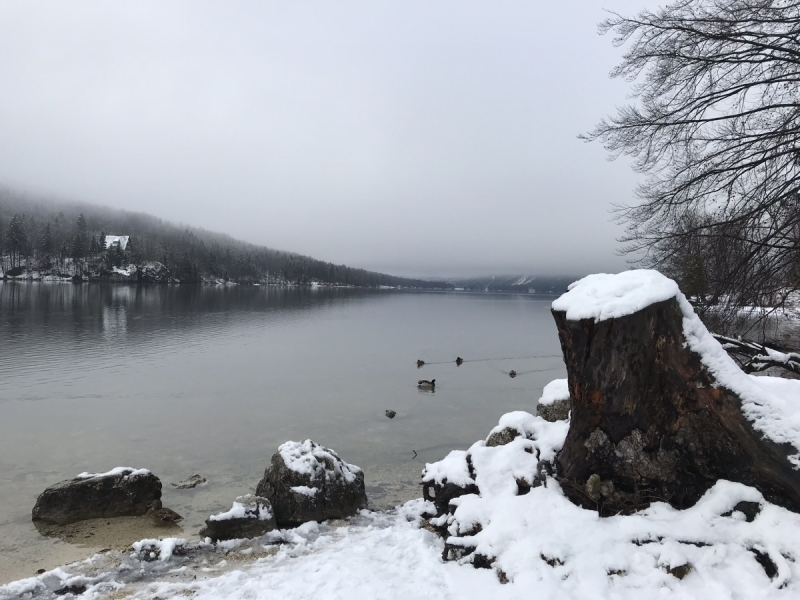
552 276 800 515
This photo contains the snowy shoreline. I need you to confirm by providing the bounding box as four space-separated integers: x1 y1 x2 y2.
6 405 800 599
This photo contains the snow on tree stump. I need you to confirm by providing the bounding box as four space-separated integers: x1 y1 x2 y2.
551 270 800 515
255 440 368 527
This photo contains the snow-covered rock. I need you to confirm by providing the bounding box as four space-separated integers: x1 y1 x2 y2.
131 538 187 562
32 467 161 525
424 413 568 518
255 440 368 526
199 495 277 541
536 378 570 422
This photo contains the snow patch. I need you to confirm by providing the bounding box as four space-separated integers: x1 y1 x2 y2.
290 486 318 497
421 450 474 488
552 270 680 322
131 538 186 562
538 378 569 406
209 497 273 522
278 440 361 483
76 467 151 479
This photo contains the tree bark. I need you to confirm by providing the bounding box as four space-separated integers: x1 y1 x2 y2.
552 298 800 515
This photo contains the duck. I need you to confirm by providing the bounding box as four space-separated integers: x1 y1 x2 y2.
385 410 397 419
509 370 517 378
418 379 436 390
455 357 464 366
145 500 183 527
417 359 425 367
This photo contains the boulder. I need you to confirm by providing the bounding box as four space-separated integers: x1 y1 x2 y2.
199 495 277 541
255 440 368 527
424 411 566 518
32 467 161 525
536 379 571 422
485 427 519 447
551 271 800 515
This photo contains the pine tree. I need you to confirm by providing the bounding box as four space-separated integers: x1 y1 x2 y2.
71 214 88 275
59 241 69 273
7 214 28 270
40 223 54 269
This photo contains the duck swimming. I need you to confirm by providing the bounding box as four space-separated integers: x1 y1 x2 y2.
417 379 436 390
455 357 464 366
509 370 517 378
417 359 425 367
145 500 183 527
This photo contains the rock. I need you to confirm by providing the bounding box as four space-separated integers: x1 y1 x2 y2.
385 410 397 419
537 399 570 422
199 495 277 541
585 474 601 500
751 547 778 579
54 584 87 596
485 427 520 447
551 272 800 514
137 262 170 283
722 500 762 522
667 563 693 580
171 474 207 489
599 480 615 498
733 500 761 522
255 440 368 527
536 379 571 422
32 468 161 525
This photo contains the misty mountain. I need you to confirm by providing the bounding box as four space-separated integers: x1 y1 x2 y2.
0 187 450 288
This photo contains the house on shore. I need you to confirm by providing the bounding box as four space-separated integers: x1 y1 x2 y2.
104 235 131 253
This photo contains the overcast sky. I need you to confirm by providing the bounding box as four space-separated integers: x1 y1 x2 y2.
0 1 658 278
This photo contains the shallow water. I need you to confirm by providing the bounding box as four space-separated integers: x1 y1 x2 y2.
0 283 565 583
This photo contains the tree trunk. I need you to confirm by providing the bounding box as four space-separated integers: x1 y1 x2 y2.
552 297 800 515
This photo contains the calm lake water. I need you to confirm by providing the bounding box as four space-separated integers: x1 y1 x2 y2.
0 283 565 583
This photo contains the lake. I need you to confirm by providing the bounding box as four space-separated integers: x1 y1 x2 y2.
0 283 566 583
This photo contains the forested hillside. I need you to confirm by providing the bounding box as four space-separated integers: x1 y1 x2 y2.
0 188 449 288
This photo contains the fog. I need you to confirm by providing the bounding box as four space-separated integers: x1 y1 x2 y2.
0 1 657 278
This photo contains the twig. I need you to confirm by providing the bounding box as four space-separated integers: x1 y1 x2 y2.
713 332 800 376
